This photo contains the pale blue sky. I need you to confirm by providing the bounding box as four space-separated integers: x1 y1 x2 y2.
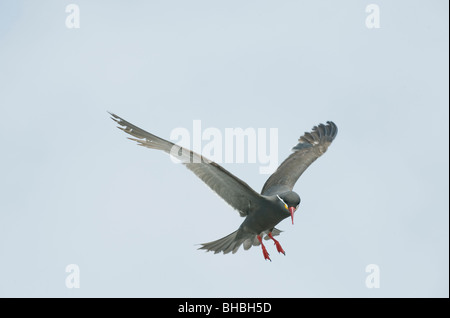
0 0 448 297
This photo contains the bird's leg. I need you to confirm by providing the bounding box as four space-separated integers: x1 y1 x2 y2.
268 232 285 255
257 235 271 261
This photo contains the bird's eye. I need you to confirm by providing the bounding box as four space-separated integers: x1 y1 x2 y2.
284 204 288 210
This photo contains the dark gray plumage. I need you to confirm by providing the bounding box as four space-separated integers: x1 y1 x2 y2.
109 112 337 260
261 121 338 196
109 112 265 217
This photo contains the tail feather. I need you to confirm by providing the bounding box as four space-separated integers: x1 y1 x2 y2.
199 230 243 254
198 228 283 255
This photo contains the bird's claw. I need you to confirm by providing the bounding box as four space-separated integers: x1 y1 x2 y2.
262 248 271 261
268 233 285 255
273 241 286 255
258 235 271 261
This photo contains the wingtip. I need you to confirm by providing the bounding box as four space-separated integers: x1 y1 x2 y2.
108 111 121 121
296 121 338 146
325 121 338 138
325 121 337 128
108 111 123 125
196 243 207 251
316 121 338 139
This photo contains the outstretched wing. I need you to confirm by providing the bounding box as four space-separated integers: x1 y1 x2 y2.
109 112 266 217
261 121 338 195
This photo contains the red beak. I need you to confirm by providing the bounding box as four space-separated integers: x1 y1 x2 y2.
288 207 295 224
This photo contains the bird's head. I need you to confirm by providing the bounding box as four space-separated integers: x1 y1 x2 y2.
276 192 301 225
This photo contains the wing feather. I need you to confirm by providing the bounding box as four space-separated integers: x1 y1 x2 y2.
109 112 265 217
261 121 337 195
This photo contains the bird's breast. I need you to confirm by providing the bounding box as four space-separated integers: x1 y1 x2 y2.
241 206 289 235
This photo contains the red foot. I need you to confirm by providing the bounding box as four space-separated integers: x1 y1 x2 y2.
257 235 271 261
268 232 285 255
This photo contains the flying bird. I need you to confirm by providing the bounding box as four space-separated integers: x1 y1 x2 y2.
109 112 337 261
